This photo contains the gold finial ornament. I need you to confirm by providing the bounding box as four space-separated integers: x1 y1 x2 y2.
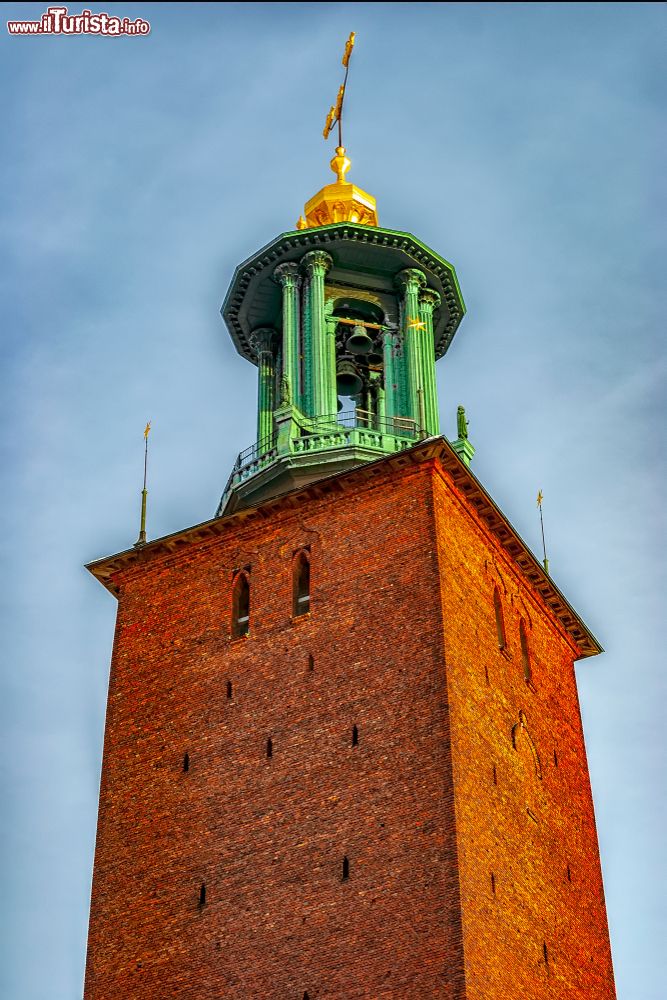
298 32 378 231
330 146 351 183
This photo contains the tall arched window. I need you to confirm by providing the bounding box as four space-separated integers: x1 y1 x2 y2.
231 572 250 638
493 586 506 650
519 618 532 682
292 549 311 617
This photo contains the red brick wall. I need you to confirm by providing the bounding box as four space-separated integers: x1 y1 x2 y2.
431 460 615 998
84 457 615 998
84 464 466 999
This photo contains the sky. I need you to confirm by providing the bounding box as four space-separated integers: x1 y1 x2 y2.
0 3 664 998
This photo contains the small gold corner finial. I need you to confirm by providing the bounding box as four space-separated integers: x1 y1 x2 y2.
536 490 550 574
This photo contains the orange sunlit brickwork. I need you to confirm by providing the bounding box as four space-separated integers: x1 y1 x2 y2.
84 442 615 998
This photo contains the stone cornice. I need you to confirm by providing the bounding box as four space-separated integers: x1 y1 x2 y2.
86 437 602 661
222 223 466 366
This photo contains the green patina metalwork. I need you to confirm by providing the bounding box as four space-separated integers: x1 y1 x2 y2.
216 404 421 516
217 222 466 514
323 300 339 418
273 262 300 409
396 268 427 428
300 275 310 413
453 404 474 467
419 289 441 436
252 328 276 443
457 404 469 440
222 223 465 363
303 250 333 419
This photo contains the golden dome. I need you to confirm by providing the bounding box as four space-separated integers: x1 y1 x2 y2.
296 146 378 230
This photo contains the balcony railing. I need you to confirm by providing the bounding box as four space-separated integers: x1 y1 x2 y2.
217 408 424 515
233 410 420 472
292 409 420 455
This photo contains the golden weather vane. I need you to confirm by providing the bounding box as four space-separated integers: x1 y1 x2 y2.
296 31 378 231
322 32 356 148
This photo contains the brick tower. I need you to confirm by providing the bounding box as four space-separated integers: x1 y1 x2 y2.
83 45 616 1000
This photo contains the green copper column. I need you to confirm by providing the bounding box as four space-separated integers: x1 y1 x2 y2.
324 299 338 418
301 250 334 419
383 328 398 424
274 262 300 408
418 288 441 436
370 371 385 430
250 327 276 445
395 268 427 428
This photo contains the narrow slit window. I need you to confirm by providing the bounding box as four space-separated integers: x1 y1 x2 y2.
198 882 206 908
308 654 315 672
352 724 359 747
226 680 233 699
231 572 250 638
266 737 273 759
490 872 496 895
492 763 497 785
520 618 532 682
293 550 311 617
493 587 506 649
342 856 350 881
183 752 190 773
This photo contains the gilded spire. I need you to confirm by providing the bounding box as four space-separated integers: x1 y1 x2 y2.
296 32 378 231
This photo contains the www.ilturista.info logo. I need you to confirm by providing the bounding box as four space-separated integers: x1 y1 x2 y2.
7 6 150 35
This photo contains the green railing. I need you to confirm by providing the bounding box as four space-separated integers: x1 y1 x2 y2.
217 409 423 515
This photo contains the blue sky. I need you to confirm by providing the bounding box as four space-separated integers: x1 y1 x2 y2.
0 3 664 998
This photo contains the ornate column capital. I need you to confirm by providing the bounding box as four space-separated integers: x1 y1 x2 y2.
274 261 300 287
419 287 441 313
394 268 427 295
301 249 333 278
249 327 277 358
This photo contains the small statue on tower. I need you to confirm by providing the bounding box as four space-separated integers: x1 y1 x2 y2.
279 373 291 406
457 404 469 440
453 404 474 467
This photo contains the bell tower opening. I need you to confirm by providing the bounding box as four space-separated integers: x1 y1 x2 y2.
216 202 463 516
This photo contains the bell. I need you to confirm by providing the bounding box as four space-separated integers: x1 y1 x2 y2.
367 349 383 366
336 358 363 396
345 324 374 355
